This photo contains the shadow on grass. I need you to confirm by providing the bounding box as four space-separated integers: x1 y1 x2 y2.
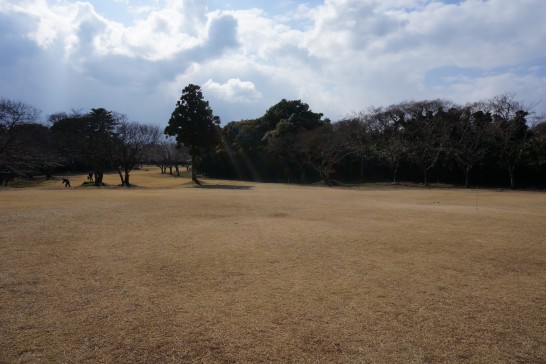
194 184 253 190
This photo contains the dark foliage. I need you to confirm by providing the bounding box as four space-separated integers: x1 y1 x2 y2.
164 84 220 183
2 91 545 189
201 94 545 188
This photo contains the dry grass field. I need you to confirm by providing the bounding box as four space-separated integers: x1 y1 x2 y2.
1 168 545 363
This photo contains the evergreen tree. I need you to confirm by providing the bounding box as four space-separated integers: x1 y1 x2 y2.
164 84 220 184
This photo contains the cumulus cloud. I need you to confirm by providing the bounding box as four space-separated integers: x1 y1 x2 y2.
293 0 546 111
203 78 262 102
0 0 545 125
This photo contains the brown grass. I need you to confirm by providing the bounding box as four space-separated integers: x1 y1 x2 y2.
1 168 545 363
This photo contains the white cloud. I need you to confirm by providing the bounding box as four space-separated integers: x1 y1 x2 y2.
203 79 262 103
0 0 545 125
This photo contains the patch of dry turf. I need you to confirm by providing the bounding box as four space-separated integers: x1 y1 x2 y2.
1 170 545 363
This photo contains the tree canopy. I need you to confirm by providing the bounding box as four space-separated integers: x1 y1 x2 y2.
164 84 220 183
1 91 545 189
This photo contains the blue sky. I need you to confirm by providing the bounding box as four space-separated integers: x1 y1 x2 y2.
0 0 545 126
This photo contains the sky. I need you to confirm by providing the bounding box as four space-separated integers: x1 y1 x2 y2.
1 0 545 126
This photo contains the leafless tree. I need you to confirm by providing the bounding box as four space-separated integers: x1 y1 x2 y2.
487 94 533 189
0 99 40 154
149 141 189 176
367 105 409 184
450 102 492 188
0 99 43 183
336 112 373 183
115 121 161 186
528 120 546 174
404 100 455 186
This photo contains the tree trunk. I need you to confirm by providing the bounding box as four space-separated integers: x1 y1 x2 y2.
94 172 104 186
320 169 332 187
464 165 471 188
423 170 428 187
175 165 180 176
191 153 199 183
392 162 399 184
360 156 364 183
508 166 516 189
117 168 124 185
124 169 131 187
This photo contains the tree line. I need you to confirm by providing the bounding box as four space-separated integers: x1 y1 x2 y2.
0 100 188 186
179 89 545 189
1 88 545 188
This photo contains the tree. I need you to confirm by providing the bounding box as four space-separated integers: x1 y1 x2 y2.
529 121 546 171
374 105 408 184
49 111 87 172
149 141 190 175
335 114 372 183
221 119 266 181
297 124 350 186
79 108 119 186
0 99 42 181
263 99 327 182
450 104 492 188
209 100 328 182
0 99 40 154
488 94 531 189
164 84 220 184
339 107 409 184
404 100 454 186
261 99 326 138
115 121 161 186
8 123 61 179
266 130 308 182
50 108 119 186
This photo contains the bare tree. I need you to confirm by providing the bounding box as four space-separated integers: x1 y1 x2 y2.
336 112 373 183
149 141 189 175
368 105 408 184
0 99 40 155
115 121 161 186
450 103 492 188
488 94 532 189
529 118 546 161
0 99 42 183
404 100 455 186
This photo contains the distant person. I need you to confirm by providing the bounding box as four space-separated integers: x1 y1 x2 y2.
62 178 71 188
87 172 93 181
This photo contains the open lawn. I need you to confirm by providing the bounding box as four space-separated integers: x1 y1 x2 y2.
1 168 545 363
